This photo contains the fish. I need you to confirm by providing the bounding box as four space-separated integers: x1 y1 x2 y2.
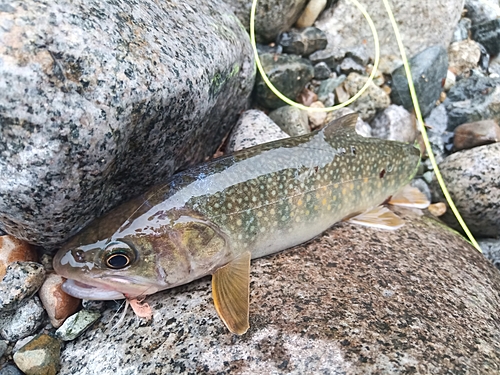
53 114 428 334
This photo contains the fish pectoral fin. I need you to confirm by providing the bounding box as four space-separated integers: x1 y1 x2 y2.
388 185 430 209
346 206 404 230
212 251 251 335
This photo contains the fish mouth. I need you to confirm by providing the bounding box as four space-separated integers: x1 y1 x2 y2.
62 279 126 300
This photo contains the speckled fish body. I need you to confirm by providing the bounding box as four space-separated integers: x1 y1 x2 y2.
53 115 420 321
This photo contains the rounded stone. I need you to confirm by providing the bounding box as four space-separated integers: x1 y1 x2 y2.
453 119 500 151
225 110 289 153
0 296 45 342
0 0 254 247
38 273 81 329
57 207 500 374
370 104 417 143
0 262 45 312
344 73 390 121
430 143 500 237
0 236 37 279
13 334 61 375
55 310 101 342
448 40 482 76
268 106 310 136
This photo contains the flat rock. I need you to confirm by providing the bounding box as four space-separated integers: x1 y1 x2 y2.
226 0 307 43
13 334 60 375
315 0 463 73
0 0 254 247
430 143 500 238
255 53 314 109
391 45 448 117
278 27 327 57
57 207 500 374
444 74 500 130
453 119 500 151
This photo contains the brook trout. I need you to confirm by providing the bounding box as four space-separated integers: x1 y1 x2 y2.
53 114 426 334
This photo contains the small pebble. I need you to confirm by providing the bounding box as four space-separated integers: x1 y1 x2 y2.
0 297 45 342
297 87 318 107
443 70 456 91
13 334 60 375
448 40 481 76
0 236 37 279
453 119 500 151
268 106 310 136
370 105 416 142
313 62 332 80
278 27 327 57
317 75 346 103
55 310 101 341
335 84 350 104
471 19 500 57
0 262 45 312
0 339 7 358
225 110 289 152
344 73 391 121
295 0 327 28
339 57 365 75
307 101 327 129
38 274 81 329
478 238 500 270
428 202 447 217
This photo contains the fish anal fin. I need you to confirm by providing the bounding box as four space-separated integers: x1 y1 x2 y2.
212 251 251 335
389 185 430 209
347 206 404 230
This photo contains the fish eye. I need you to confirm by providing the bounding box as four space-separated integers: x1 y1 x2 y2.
103 241 135 269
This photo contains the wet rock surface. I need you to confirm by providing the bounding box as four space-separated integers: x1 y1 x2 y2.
13 334 60 375
57 207 500 374
390 45 448 117
315 0 463 73
453 119 500 151
0 0 254 247
0 262 45 312
254 53 314 109
0 296 45 342
430 143 500 238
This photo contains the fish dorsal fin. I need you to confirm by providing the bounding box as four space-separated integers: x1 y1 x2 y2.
212 251 251 335
323 113 359 139
388 185 431 209
346 206 404 230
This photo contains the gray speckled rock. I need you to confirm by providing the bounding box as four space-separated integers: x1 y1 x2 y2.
444 75 500 130
370 104 416 143
391 45 448 117
0 296 45 342
0 0 254 247
57 207 500 374
55 310 101 341
0 365 22 375
268 106 310 136
225 110 289 152
344 72 390 121
451 18 472 43
430 143 500 238
0 262 45 312
226 0 307 43
479 238 500 270
255 53 314 110
278 27 327 57
315 0 463 73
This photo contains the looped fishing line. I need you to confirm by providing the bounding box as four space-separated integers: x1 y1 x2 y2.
249 0 481 252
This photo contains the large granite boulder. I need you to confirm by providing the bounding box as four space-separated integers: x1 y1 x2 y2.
0 0 255 247
315 0 463 73
58 207 500 374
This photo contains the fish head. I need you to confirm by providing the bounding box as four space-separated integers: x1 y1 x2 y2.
53 197 230 300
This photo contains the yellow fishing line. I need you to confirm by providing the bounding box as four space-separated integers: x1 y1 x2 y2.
249 0 481 252
381 0 481 252
250 0 380 112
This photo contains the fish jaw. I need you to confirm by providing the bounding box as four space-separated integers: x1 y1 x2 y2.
61 279 126 300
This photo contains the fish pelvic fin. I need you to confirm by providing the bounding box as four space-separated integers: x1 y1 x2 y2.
388 185 431 209
346 206 405 230
212 251 251 335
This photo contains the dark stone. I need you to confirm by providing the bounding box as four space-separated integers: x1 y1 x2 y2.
0 365 22 375
451 17 472 43
316 75 345 102
471 19 500 57
338 57 365 75
444 74 500 130
309 47 345 70
57 207 500 374
390 45 448 117
0 0 254 247
13 334 61 375
278 27 327 57
255 53 314 109
313 62 332 80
